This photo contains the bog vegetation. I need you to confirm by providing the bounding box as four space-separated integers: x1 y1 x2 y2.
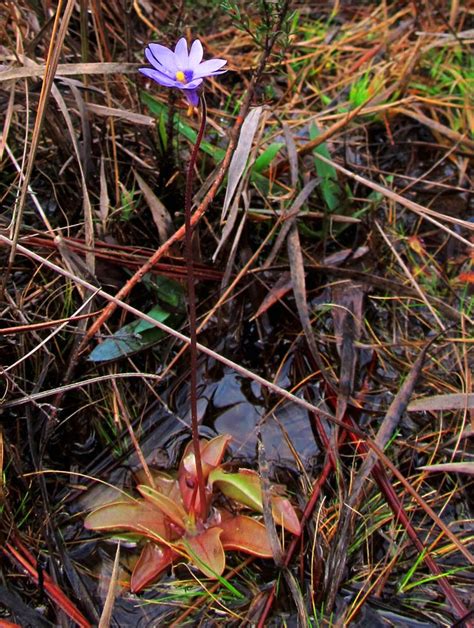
0 1 473 626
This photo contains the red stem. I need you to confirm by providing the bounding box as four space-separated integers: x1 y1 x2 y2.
2 541 90 627
184 95 208 518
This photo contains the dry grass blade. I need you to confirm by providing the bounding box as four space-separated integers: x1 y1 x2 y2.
0 62 138 82
326 337 471 618
86 103 154 126
98 542 121 628
313 152 474 245
1 0 77 294
375 221 446 329
2 291 97 374
265 178 319 268
325 340 432 608
4 143 54 234
257 438 283 565
393 105 474 151
2 373 163 409
354 341 433 489
419 463 474 475
282 569 307 628
98 156 110 234
0 83 16 161
51 83 95 272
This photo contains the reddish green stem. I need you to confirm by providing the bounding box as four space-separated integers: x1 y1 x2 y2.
184 94 207 519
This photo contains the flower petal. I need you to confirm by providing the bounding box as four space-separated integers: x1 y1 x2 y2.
188 39 203 68
179 78 203 89
174 37 189 69
147 43 177 74
193 58 227 79
181 88 200 107
139 67 178 88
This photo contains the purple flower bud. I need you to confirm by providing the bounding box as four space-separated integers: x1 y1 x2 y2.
140 37 227 106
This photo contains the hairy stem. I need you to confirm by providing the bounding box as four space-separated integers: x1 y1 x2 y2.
184 95 208 518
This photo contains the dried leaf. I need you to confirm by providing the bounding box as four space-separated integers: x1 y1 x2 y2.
222 106 263 221
322 245 368 266
264 179 318 268
287 223 318 360
134 170 173 243
331 282 364 401
283 122 298 188
408 393 474 412
213 181 248 262
419 462 474 475
253 272 292 319
98 156 110 234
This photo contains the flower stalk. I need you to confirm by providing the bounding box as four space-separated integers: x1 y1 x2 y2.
137 38 227 519
184 94 208 519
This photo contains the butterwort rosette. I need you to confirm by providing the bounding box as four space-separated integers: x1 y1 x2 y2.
140 37 227 106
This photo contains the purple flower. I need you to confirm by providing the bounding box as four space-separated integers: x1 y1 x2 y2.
140 38 227 107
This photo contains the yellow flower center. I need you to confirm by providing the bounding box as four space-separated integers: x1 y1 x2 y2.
175 70 186 83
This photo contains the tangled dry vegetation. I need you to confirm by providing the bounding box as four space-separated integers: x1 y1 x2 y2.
0 0 473 626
